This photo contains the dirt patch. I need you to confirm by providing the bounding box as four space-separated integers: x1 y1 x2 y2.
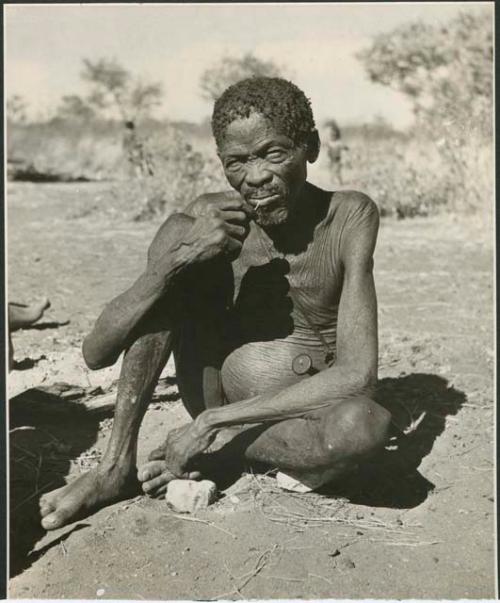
7 183 495 599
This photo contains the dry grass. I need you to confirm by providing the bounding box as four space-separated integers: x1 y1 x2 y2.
244 473 434 549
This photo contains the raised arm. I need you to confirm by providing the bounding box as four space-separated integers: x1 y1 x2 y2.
82 193 248 369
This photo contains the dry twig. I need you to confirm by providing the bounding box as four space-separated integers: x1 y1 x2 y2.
210 544 279 600
170 513 237 539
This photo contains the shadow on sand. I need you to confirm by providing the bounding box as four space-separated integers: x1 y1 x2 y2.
9 389 112 578
320 372 466 508
194 372 466 511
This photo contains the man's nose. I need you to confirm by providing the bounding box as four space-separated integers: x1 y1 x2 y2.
245 160 272 187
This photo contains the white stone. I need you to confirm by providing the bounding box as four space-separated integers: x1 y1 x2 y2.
276 471 313 493
165 479 217 513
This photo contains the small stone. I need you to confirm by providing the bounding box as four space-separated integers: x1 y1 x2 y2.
338 557 356 570
166 479 217 513
276 472 313 493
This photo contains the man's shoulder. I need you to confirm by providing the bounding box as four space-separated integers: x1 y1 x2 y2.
332 189 377 211
323 189 378 225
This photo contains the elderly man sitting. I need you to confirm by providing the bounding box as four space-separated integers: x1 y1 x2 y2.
40 77 390 530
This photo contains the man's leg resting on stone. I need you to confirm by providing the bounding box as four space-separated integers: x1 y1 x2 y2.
141 394 391 493
39 324 173 530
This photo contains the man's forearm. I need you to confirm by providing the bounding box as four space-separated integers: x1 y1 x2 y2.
199 363 375 432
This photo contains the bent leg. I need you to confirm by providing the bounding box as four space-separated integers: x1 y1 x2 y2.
141 395 391 493
40 323 174 530
243 395 391 488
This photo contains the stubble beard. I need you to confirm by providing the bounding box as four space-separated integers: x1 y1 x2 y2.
254 206 289 227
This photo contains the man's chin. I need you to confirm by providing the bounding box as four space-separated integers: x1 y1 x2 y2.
254 207 289 227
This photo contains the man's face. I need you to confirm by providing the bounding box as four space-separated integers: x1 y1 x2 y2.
217 112 309 227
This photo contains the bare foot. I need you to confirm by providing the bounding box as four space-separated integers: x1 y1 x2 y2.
9 297 51 331
39 462 138 530
138 460 175 497
138 460 201 497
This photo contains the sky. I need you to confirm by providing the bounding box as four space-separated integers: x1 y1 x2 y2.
4 2 493 129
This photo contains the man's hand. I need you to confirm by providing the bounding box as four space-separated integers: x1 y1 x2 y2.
148 419 217 478
180 192 250 263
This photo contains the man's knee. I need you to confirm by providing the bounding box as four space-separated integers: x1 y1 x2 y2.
322 396 391 460
147 212 194 264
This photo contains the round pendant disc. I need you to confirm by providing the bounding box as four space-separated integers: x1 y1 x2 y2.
292 353 313 375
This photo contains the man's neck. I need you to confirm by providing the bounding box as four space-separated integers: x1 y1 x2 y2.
260 182 324 255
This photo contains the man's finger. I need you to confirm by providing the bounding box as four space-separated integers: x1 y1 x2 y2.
225 223 248 239
224 236 243 253
221 210 248 224
213 195 244 210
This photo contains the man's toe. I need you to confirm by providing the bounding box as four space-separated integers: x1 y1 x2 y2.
41 508 73 531
138 460 166 482
142 472 171 494
150 484 167 499
39 500 54 516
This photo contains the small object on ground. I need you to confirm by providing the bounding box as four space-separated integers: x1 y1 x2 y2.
276 471 313 493
337 556 356 570
166 479 217 513
40 382 87 400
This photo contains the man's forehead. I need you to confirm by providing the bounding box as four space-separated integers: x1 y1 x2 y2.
219 111 293 151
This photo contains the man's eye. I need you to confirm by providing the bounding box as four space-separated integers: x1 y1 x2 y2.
225 160 242 171
266 150 287 161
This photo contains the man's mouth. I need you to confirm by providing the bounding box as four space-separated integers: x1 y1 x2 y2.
248 194 281 209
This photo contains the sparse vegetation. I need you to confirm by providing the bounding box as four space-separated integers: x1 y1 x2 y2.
6 11 493 221
357 8 493 217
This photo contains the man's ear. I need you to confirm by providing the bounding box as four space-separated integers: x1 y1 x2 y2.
306 129 320 163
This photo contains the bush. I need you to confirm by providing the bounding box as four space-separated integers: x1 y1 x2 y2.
356 8 493 218
7 120 124 181
113 125 228 220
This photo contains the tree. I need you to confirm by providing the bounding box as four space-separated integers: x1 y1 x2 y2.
357 9 492 136
200 53 285 101
7 95 28 124
56 58 163 123
357 8 493 215
57 95 97 122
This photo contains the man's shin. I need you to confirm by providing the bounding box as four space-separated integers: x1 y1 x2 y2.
102 329 174 465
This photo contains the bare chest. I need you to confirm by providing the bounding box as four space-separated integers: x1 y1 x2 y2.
231 226 342 322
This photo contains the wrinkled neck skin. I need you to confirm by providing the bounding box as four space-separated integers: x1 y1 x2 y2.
255 181 325 255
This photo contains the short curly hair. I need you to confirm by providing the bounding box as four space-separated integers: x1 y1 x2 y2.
212 77 316 148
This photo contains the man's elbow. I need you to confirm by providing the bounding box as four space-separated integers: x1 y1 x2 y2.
336 362 377 397
358 366 378 397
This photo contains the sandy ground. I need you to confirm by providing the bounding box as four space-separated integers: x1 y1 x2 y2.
7 182 496 599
